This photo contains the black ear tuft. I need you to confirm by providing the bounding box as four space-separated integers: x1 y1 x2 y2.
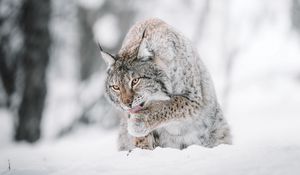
137 29 153 61
97 42 104 52
97 42 116 66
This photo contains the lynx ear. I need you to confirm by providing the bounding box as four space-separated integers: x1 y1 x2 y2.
137 29 153 61
137 40 153 61
138 41 167 70
97 43 115 66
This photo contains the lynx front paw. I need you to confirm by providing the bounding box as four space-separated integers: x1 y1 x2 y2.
133 137 154 150
127 115 150 137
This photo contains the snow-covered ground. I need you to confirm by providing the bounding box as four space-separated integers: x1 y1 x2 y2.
1 97 300 175
1 0 300 174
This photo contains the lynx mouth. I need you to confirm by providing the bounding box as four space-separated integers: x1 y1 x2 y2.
128 102 145 114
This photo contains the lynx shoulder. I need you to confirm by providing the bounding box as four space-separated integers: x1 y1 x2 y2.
100 18 232 151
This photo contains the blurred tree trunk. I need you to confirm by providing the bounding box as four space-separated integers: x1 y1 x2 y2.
291 0 300 81
291 0 300 33
0 35 17 107
0 0 22 107
15 0 51 142
78 6 101 80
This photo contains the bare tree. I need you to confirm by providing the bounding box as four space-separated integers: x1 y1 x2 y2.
291 0 300 33
0 0 22 107
291 0 300 80
15 0 51 142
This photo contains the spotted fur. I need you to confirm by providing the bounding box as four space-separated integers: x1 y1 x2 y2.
101 18 232 151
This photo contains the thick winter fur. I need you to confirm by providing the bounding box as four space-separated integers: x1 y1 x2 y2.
101 18 231 151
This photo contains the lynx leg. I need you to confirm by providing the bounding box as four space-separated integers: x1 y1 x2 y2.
133 132 158 150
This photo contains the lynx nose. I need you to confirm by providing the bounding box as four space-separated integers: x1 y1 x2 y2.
123 98 133 108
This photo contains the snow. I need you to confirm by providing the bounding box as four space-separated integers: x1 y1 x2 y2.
1 0 300 174
1 114 300 175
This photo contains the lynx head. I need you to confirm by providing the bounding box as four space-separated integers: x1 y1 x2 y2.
99 42 171 114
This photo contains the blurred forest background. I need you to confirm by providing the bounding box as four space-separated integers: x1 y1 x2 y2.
1 0 300 144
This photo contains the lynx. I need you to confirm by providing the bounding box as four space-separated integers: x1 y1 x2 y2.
99 18 231 150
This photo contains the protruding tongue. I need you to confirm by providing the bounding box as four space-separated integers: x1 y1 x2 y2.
128 105 143 114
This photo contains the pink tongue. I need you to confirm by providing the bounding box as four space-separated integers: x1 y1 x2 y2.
128 105 143 114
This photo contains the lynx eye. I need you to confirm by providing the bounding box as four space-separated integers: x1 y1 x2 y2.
111 85 120 91
131 78 140 87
